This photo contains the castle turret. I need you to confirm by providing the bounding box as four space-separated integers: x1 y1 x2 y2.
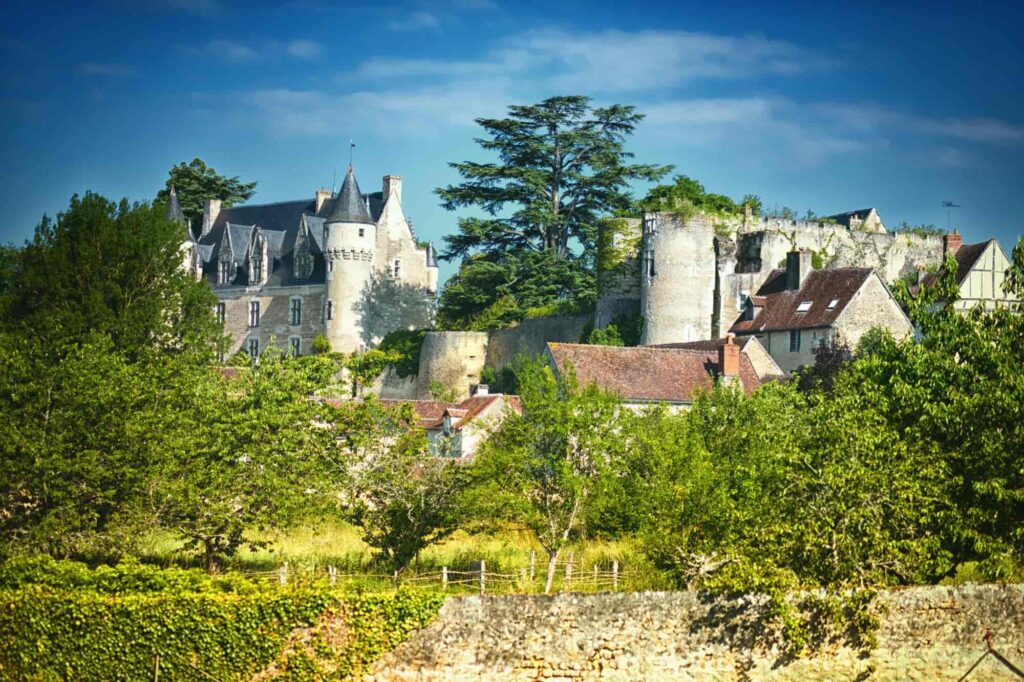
324 165 376 352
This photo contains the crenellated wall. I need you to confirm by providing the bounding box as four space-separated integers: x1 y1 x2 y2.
601 211 946 347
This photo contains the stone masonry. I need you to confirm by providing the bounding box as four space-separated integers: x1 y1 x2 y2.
369 585 1024 681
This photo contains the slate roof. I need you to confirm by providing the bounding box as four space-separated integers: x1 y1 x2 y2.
546 342 762 404
327 167 374 224
824 208 879 227
167 186 185 224
730 268 873 334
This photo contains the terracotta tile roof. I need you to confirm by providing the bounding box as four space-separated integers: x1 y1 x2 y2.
546 342 762 404
380 395 524 431
650 336 756 351
729 268 873 334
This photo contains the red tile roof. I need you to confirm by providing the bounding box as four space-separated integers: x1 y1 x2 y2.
382 395 523 431
729 268 873 334
650 336 757 351
546 342 762 404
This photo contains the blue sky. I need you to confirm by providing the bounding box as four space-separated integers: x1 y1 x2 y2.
2 0 1022 282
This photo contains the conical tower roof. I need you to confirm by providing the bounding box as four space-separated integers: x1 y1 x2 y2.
167 185 186 224
326 166 374 224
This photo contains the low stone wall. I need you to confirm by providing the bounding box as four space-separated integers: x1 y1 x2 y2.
369 586 1024 681
485 314 592 370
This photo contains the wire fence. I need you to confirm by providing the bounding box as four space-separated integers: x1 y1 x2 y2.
236 553 633 594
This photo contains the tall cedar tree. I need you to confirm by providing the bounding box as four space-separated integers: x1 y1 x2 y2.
435 96 670 326
155 158 257 229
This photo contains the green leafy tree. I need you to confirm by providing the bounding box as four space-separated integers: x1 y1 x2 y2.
1 193 221 361
150 351 340 571
156 158 257 228
467 358 624 592
436 95 669 327
339 401 466 572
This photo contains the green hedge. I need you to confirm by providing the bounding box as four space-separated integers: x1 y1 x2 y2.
0 557 443 681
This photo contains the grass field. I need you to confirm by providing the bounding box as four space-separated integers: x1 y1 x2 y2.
136 521 669 593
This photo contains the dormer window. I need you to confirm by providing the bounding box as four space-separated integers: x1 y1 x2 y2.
796 301 813 313
218 260 231 284
251 255 263 284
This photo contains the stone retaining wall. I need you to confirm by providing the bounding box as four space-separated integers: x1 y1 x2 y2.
368 586 1024 681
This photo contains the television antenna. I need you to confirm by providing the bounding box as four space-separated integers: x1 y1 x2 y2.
942 200 960 232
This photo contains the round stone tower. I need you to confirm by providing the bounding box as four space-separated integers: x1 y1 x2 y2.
324 165 377 353
640 212 719 345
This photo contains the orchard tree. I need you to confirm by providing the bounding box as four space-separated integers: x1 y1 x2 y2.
156 158 257 228
467 358 624 593
332 400 466 572
436 95 670 325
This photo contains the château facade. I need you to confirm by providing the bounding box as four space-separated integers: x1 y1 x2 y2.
174 165 439 358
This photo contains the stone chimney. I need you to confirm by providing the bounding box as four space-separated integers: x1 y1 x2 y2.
472 384 489 397
718 334 740 382
383 175 402 204
201 198 221 238
785 249 813 291
944 229 963 256
315 188 331 214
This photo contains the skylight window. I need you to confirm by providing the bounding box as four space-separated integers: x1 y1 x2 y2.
796 301 813 312
827 299 840 309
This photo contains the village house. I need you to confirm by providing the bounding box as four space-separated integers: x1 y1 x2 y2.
729 249 913 374
383 386 522 459
545 335 779 411
916 231 1018 310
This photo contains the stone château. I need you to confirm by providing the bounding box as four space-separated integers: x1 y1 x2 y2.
173 164 439 358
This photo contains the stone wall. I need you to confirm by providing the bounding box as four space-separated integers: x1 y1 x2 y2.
217 286 325 358
369 585 1024 681
486 314 592 371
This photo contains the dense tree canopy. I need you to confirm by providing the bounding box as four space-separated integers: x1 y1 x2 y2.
156 158 257 229
0 193 222 361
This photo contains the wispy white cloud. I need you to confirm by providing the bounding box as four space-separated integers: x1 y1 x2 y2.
347 28 822 92
200 39 259 62
813 102 1024 145
387 11 441 33
78 62 136 77
286 39 322 60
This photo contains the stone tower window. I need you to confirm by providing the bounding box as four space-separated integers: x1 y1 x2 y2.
392 259 401 279
248 300 261 328
216 302 225 324
359 227 365 238
290 298 302 326
326 300 333 321
643 250 656 278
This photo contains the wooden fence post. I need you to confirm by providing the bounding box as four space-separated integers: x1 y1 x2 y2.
564 552 573 590
328 565 337 586
279 562 288 586
442 566 448 590
479 560 486 595
594 564 598 587
153 652 160 682
529 551 536 581
393 570 399 587
519 568 527 591
612 560 619 591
